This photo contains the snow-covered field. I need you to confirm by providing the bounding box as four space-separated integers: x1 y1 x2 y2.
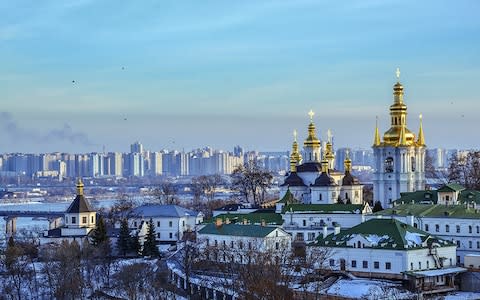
325 278 413 299
442 292 480 300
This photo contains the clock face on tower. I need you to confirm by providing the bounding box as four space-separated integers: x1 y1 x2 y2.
384 157 394 173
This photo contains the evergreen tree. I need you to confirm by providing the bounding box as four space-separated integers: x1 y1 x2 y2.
91 215 108 247
117 218 131 256
7 235 15 248
372 201 383 213
141 218 159 257
130 233 141 256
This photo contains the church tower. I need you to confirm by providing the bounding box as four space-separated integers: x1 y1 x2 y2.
372 69 426 208
303 109 322 163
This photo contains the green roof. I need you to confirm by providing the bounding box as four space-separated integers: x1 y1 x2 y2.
277 189 300 204
198 223 278 238
395 187 480 205
376 203 480 219
206 213 284 225
315 218 454 250
283 204 366 214
437 183 466 192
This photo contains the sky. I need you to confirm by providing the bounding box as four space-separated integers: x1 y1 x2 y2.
1 0 479 153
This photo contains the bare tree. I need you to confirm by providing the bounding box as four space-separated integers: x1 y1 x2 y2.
231 160 273 205
448 151 480 189
152 181 179 204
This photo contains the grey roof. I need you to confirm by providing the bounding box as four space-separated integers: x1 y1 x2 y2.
131 204 200 218
66 195 94 213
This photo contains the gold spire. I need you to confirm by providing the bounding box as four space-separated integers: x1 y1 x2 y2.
76 178 84 196
373 116 381 147
344 149 352 173
304 110 321 148
321 153 329 173
417 114 425 146
290 130 301 172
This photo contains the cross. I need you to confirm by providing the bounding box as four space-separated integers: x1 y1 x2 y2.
396 68 401 80
346 149 350 158
327 128 332 142
419 113 423 120
308 109 315 121
293 129 297 142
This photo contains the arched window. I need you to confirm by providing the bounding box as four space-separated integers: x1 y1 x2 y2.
411 156 416 172
357 241 361 248
385 157 394 173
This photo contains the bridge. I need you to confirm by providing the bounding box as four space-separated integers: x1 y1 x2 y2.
0 210 65 238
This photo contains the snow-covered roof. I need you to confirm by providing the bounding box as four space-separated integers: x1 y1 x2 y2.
131 204 201 218
406 267 467 277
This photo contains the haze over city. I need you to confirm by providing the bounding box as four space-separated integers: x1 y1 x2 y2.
1 1 479 153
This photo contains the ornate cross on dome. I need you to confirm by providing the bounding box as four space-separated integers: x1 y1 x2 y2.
293 129 297 142
396 68 401 80
308 109 315 121
327 128 332 143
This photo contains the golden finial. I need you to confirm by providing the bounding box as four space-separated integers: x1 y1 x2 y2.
373 116 381 147
344 149 352 172
76 177 84 196
293 129 297 142
417 113 425 146
396 68 401 81
327 129 332 143
308 109 315 122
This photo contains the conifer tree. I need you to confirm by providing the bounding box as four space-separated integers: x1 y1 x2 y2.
372 201 383 213
91 215 108 247
141 218 159 257
130 233 141 256
117 218 131 256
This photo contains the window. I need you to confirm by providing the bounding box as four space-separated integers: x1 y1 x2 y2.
410 262 413 270
469 241 473 249
214 240 218 247
363 261 368 268
351 260 357 268
446 195 450 201
169 233 173 239
427 261 429 269
206 239 210 246
157 221 160 227
230 241 234 248
456 225 460 233
384 157 394 173
182 220 185 227
419 262 422 270
435 224 439 232
303 220 307 227
456 240 460 247
411 157 416 172
446 225 450 232
374 261 379 269
308 233 315 241
169 221 173 228
477 241 480 249
157 233 160 238
72 216 76 224
469 226 473 234
329 259 335 267
82 216 87 224
425 224 429 231
357 241 361 248
134 221 137 227
477 226 479 234
239 241 243 249
275 242 279 250
248 242 252 250
319 194 322 201
385 262 391 270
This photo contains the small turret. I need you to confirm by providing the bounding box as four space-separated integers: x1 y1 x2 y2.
373 116 381 147
417 114 425 146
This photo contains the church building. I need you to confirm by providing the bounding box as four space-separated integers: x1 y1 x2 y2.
278 110 363 206
372 69 426 208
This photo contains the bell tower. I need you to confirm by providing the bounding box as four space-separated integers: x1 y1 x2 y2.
372 69 426 208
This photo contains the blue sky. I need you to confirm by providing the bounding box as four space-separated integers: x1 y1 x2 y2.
1 0 479 153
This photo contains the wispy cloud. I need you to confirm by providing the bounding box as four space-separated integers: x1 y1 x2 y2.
0 112 96 147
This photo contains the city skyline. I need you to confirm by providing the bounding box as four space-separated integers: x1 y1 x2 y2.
1 1 480 153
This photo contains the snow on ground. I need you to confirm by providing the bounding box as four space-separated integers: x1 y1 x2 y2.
325 279 413 299
442 292 480 300
405 231 424 246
